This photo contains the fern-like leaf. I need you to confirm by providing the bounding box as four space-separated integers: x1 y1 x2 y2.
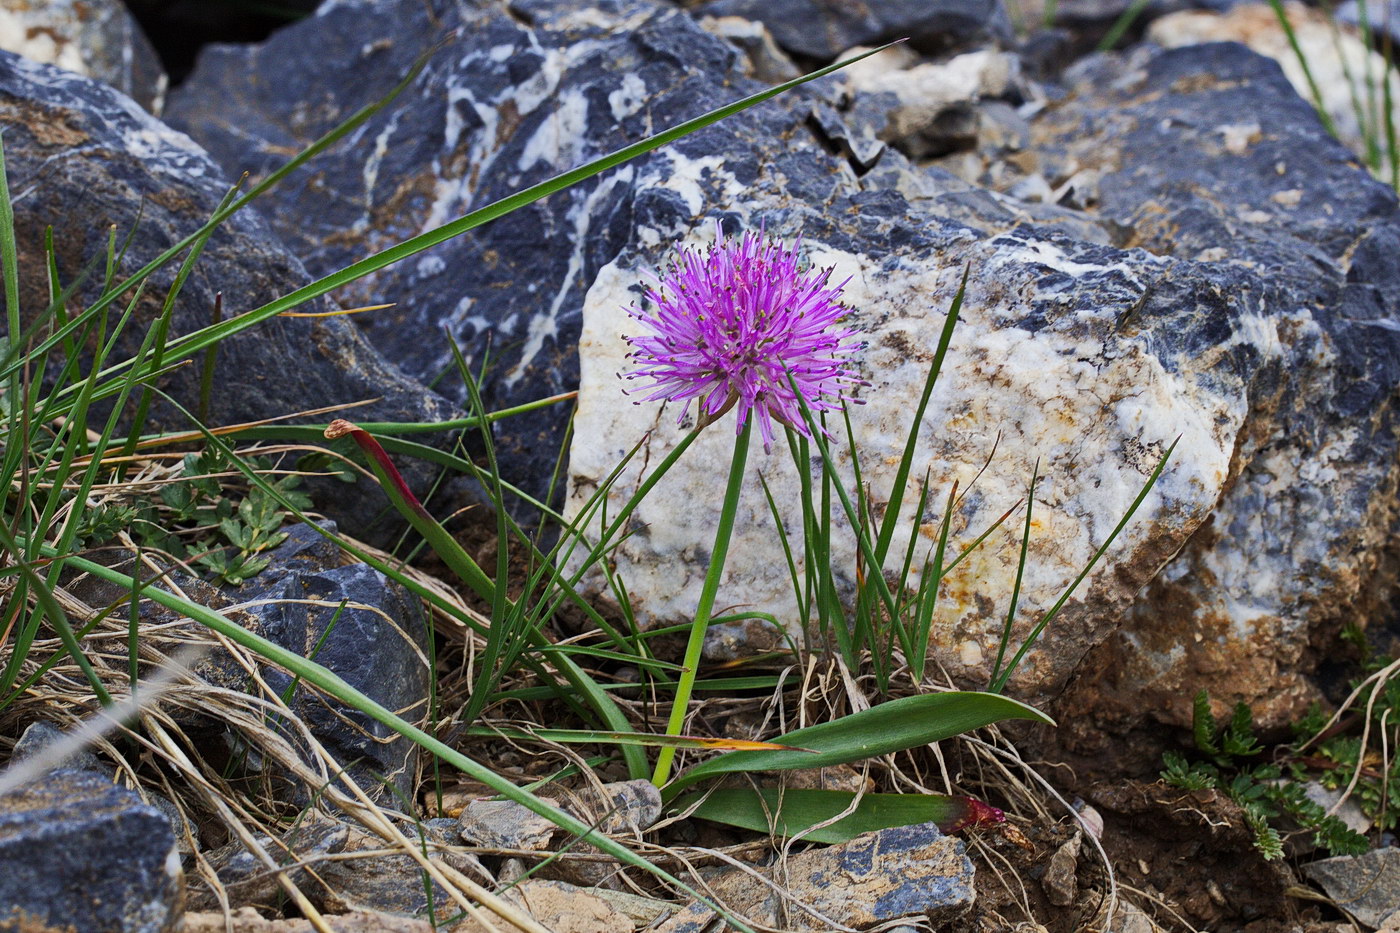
1193 690 1221 756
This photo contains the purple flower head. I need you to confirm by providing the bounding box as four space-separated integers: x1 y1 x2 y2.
621 223 864 451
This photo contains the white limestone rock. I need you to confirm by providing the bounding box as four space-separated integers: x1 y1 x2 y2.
568 218 1243 703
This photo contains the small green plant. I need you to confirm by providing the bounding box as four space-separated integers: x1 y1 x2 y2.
1293 644 1400 836
76 448 312 585
1162 690 1369 859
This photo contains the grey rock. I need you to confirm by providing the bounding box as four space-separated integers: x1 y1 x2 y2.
1305 847 1400 928
457 779 661 853
1110 898 1165 933
146 791 200 857
838 43 1025 161
74 522 434 804
1148 3 1400 185
697 15 800 83
863 155 1113 244
183 907 436 932
1046 0 1233 27
234 523 432 801
313 824 460 921
1301 782 1372 837
569 165 1245 703
0 0 164 111
458 798 561 852
0 50 459 541
203 523 432 801
694 0 1010 60
652 900 716 933
534 779 664 887
587 886 676 926
9 720 105 775
1023 42 1400 740
1042 832 1081 906
700 821 975 929
583 778 663 835
502 879 634 932
186 816 348 912
0 769 182 933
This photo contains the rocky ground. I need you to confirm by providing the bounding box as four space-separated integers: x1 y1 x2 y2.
1 0 1399 930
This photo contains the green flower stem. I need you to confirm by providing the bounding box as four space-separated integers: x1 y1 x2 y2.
652 419 752 788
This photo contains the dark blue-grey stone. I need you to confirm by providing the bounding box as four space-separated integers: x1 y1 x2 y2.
1045 0 1242 26
9 720 105 776
213 522 433 801
694 0 1010 59
698 820 974 927
102 521 433 803
185 816 347 912
1304 848 1400 928
0 769 181 933
0 50 459 540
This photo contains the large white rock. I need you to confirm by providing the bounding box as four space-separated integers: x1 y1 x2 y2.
567 217 1244 703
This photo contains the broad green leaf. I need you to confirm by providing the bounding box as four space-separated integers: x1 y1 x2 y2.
665 691 1051 798
676 787 1001 844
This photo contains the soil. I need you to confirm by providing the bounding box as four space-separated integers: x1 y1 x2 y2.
953 779 1350 933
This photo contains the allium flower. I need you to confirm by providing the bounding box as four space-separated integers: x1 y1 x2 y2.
622 223 863 451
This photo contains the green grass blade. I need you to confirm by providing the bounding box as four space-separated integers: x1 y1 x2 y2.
121 181 244 460
653 419 753 787
464 726 804 752
325 419 497 602
786 379 901 629
872 265 967 569
495 673 789 702
989 439 1177 693
0 524 111 706
988 463 1037 689
1096 0 1152 51
0 132 21 521
0 134 19 344
1268 0 1341 138
449 338 517 726
758 472 804 627
912 480 958 682
840 402 881 683
1354 0 1382 170
1378 4 1399 190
